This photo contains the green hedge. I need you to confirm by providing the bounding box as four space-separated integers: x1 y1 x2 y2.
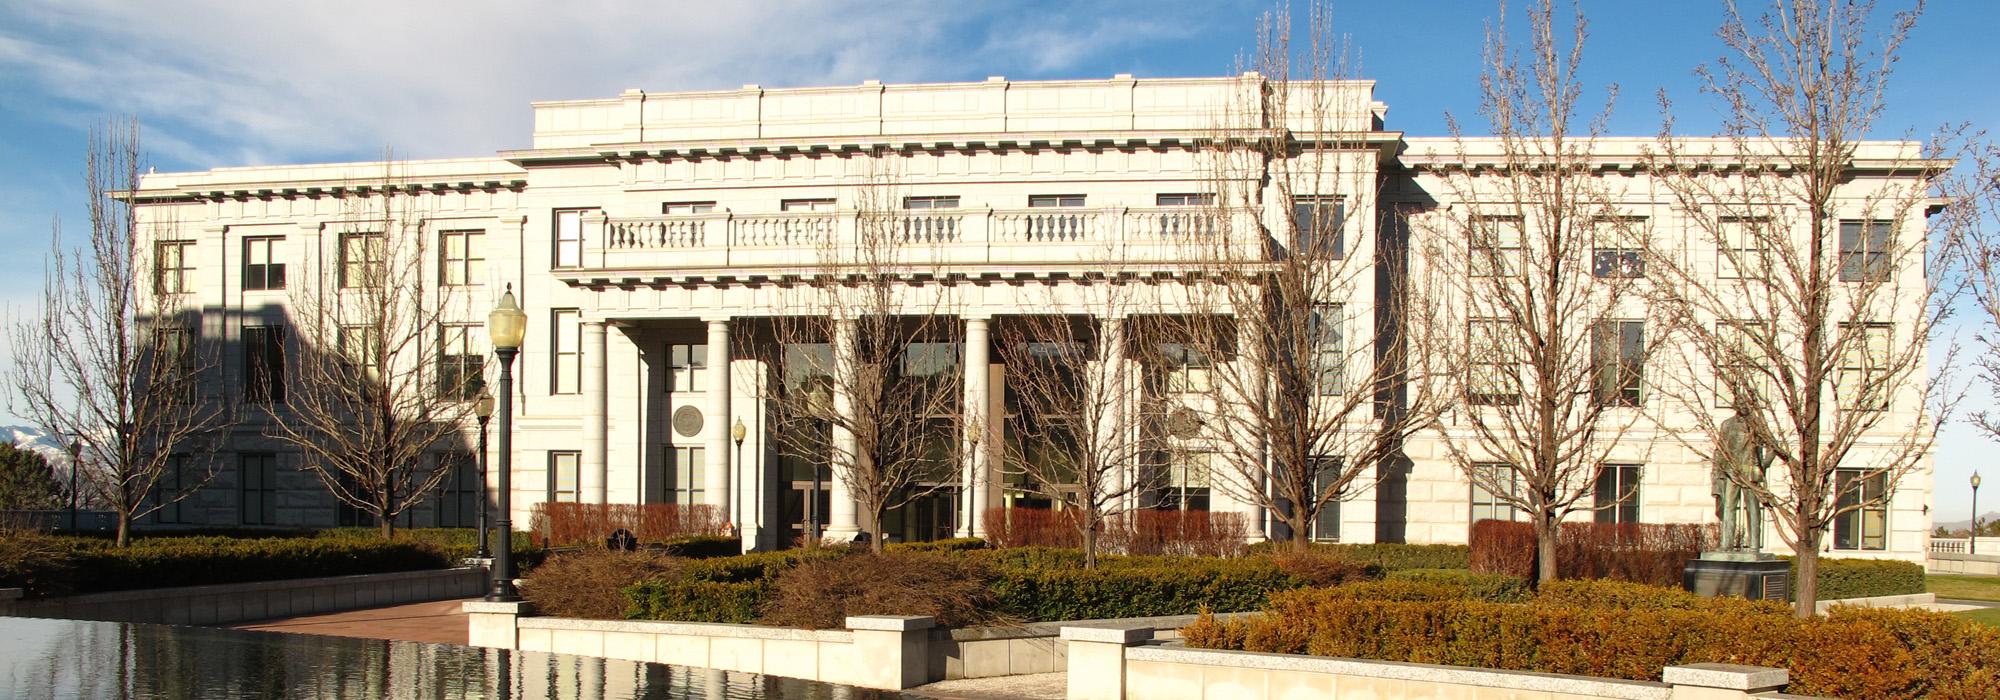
1247 542 1470 571
1 534 448 597
888 537 988 553
1384 569 1529 602
989 557 1299 621
658 535 741 559
623 579 769 622
1803 557 1927 600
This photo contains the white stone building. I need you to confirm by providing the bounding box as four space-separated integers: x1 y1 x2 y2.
126 75 1934 561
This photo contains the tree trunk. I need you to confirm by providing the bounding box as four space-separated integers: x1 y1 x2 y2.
1794 529 1821 619
1534 514 1559 586
115 511 131 547
1082 522 1099 569
379 517 393 540
1290 514 1313 553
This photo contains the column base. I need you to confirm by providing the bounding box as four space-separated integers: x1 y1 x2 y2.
823 526 863 546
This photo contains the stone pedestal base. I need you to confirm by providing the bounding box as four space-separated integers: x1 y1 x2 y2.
1684 554 1790 602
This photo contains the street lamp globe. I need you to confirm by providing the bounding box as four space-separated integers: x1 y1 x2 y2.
486 287 528 351
474 391 495 420
731 417 747 445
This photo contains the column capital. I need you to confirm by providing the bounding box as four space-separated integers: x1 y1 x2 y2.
962 314 993 323
702 315 733 326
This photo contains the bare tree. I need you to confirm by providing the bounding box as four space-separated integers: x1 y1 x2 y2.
1169 3 1456 552
8 119 230 546
266 154 476 539
757 151 965 552
1410 0 1664 585
995 278 1166 567
1648 0 1976 616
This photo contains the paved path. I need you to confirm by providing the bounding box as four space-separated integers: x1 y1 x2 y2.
906 673 1066 700
229 598 474 646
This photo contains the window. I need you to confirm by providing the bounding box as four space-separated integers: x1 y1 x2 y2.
553 209 594 268
669 343 708 393
435 452 478 528
1156 193 1215 206
781 198 836 212
1292 196 1344 259
903 196 960 209
1838 323 1892 411
440 230 485 287
1592 320 1645 407
1839 220 1892 283
548 451 580 503
1717 217 1769 280
1311 304 1344 395
1591 218 1645 278
1029 195 1085 208
1833 468 1888 551
243 237 285 290
243 325 285 404
1468 319 1521 405
1153 343 1213 395
662 201 716 215
240 453 278 526
1470 462 1521 523
1163 451 1212 511
671 446 707 507
1594 463 1641 524
152 323 197 395
1715 321 1774 409
438 323 485 400
339 324 379 378
335 473 373 527
339 233 385 288
149 455 191 524
1311 457 1342 542
1469 215 1522 277
551 309 580 394
155 241 194 294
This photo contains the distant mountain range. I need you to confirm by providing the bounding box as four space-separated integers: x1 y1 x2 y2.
1936 513 2000 532
1 424 74 464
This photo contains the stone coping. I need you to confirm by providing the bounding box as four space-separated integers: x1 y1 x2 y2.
1060 625 1152 644
937 611 1257 642
1127 645 1672 700
516 615 854 643
461 601 533 615
1928 551 2000 562
1815 592 1935 615
845 615 934 632
23 567 484 604
1661 663 1788 691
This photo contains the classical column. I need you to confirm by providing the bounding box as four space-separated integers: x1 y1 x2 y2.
1100 316 1132 515
704 319 733 531
960 317 991 538
581 321 609 504
825 317 861 542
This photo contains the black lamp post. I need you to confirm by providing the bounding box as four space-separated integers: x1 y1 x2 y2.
473 391 495 559
731 418 747 540
67 439 81 532
485 285 527 602
1974 472 1984 555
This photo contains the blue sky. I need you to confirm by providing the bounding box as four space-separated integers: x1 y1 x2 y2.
2 1 1996 520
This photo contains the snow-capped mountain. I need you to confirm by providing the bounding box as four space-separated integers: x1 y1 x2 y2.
1 424 75 464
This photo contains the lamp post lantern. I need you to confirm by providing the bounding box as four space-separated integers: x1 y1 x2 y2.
730 418 747 540
484 286 528 602
1974 472 1984 555
473 391 495 559
67 439 81 532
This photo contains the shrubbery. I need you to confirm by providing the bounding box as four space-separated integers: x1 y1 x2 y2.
980 508 1249 557
887 537 988 553
521 549 682 619
761 551 998 629
0 533 447 597
986 555 1297 621
1804 557 1927 600
1183 579 1999 700
1245 542 1471 571
1469 520 1713 586
531 502 723 547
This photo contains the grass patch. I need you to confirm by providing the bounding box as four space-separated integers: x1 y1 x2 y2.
1926 574 2000 602
1950 606 2000 628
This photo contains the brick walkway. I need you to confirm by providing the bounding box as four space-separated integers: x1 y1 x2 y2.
229 598 474 646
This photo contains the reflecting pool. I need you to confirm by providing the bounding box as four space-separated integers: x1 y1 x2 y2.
0 616 904 699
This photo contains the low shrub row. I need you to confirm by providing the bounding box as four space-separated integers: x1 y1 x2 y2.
530 502 724 547
0 533 448 597
980 508 1250 557
1804 557 1927 600
988 556 1298 622
1184 579 1998 700
1246 542 1471 571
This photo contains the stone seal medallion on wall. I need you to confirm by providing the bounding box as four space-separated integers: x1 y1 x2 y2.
673 406 705 437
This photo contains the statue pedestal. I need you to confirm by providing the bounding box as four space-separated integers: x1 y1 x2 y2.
1683 552 1790 602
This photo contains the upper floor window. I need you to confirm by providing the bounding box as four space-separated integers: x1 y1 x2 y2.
551 309 580 395
670 445 707 507
339 233 385 288
1470 462 1522 523
1838 322 1892 411
1469 215 1523 277
155 241 194 294
243 237 285 291
1591 217 1645 278
663 201 716 215
1592 319 1645 407
1594 463 1642 524
1717 217 1770 280
440 230 485 287
1468 319 1521 406
1029 195 1086 208
553 209 595 268
904 196 960 209
669 343 708 393
1156 193 1214 207
1311 304 1344 396
782 198 836 212
1833 468 1887 551
243 325 285 404
1715 320 1775 409
437 323 485 400
1839 220 1892 283
152 322 197 397
1292 196 1344 259
1152 342 1213 395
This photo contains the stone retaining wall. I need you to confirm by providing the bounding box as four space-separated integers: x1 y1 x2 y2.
3 567 486 625
1929 551 2000 576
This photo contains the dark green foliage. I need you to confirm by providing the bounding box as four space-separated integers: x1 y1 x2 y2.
987 557 1299 621
1245 542 1470 571
0 534 445 597
1799 557 1927 600
0 444 62 511
622 579 770 623
1384 569 1529 602
887 537 988 553
658 535 741 559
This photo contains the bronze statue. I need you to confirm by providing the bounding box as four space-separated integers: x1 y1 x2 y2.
1714 413 1773 552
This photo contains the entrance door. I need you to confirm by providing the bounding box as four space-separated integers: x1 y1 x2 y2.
778 480 831 549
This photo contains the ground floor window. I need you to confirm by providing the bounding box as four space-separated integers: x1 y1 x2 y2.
436 452 478 528
1310 456 1342 542
240 453 278 526
1594 463 1642 524
1834 468 1888 551
335 473 374 527
1159 451 1211 511
548 451 580 503
149 454 191 524
670 445 706 507
1470 462 1521 523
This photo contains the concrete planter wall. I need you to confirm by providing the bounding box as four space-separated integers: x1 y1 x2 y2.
1928 551 2000 576
6 567 486 625
1062 625 1815 700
